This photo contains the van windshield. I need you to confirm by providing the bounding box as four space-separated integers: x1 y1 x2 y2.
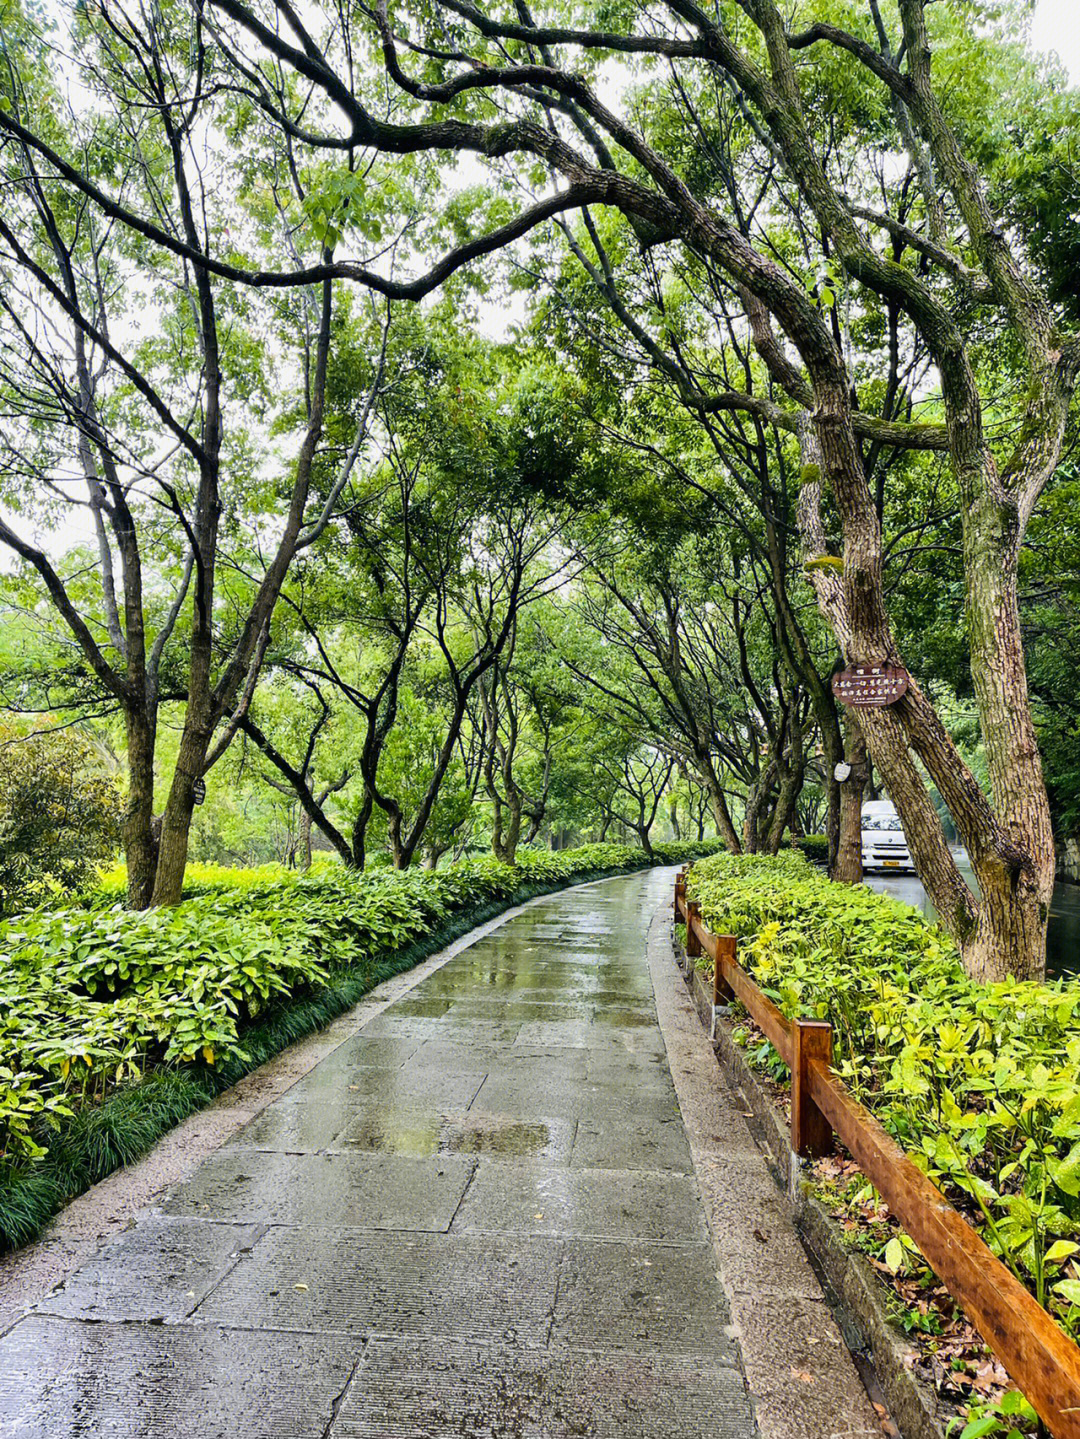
863 814 904 832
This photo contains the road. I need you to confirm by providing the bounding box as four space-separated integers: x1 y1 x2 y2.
866 861 1080 979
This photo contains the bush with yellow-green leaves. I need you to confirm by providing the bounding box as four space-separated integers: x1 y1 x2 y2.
687 851 1080 1342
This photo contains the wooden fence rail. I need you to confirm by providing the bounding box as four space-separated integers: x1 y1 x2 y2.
674 869 1080 1439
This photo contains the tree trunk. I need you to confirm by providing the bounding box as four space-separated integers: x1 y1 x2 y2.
832 728 867 884
961 501 1054 980
150 752 204 906
351 790 373 870
298 809 313 871
764 766 802 854
704 775 741 853
743 766 775 855
492 796 522 866
124 706 158 908
819 716 843 872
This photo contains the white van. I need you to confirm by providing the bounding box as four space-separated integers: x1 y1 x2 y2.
861 800 916 873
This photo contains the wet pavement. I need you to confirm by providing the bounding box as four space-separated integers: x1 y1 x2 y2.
0 869 770 1438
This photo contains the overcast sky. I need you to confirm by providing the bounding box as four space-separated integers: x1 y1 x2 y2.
1032 0 1080 78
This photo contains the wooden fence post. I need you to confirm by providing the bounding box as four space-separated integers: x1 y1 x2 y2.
714 935 736 1005
791 1019 834 1159
685 900 702 958
710 934 737 1039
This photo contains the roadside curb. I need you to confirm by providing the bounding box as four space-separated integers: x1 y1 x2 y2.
678 938 947 1439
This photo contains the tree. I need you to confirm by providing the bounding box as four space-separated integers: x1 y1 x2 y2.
239 324 574 866
560 523 813 853
6 0 1077 974
130 0 1070 979
473 605 567 864
0 1 387 904
0 724 122 911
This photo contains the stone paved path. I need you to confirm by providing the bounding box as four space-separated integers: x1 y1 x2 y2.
0 869 868 1438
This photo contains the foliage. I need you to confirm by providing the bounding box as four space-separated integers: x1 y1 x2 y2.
795 835 829 867
688 852 1080 1340
0 726 122 915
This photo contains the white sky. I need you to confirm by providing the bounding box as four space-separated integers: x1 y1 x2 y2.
1032 0 1080 78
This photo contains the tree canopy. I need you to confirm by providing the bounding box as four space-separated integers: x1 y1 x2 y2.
0 0 1078 980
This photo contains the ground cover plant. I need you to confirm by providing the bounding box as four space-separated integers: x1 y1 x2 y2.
0 840 718 1249
686 851 1080 1423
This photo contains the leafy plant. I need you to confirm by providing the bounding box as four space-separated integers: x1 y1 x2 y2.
688 852 1080 1342
0 839 717 1171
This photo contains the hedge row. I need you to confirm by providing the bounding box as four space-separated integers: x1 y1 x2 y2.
0 839 720 1249
686 851 1080 1340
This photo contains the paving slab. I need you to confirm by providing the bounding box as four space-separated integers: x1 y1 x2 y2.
329 1335 755 1438
359 1015 523 1044
196 1228 560 1344
0 1315 360 1439
37 1215 261 1322
551 1238 738 1358
307 1034 420 1069
285 1061 487 1109
510 1017 594 1047
452 1159 709 1243
163 1149 475 1230
444 998 595 1022
570 1113 694 1172
333 1107 577 1163
471 1070 680 1123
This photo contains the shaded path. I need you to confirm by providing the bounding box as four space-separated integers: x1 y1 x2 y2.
0 869 877 1437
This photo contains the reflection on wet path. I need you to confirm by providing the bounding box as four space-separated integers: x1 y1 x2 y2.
0 868 758 1438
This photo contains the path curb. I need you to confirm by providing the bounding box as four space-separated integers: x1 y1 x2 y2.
679 940 947 1439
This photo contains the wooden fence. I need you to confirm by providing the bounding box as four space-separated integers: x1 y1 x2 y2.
674 869 1080 1439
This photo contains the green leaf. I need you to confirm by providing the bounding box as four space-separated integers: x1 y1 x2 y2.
959 1418 1001 1439
883 1237 905 1273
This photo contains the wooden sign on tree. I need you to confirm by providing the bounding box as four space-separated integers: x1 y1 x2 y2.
831 664 910 709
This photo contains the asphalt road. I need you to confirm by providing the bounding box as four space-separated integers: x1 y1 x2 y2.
865 861 1080 980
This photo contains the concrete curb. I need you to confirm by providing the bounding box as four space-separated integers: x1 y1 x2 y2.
649 902 888 1439
678 940 947 1439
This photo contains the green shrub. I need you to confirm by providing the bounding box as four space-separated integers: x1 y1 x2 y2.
0 725 123 915
795 834 829 867
687 851 1080 1335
